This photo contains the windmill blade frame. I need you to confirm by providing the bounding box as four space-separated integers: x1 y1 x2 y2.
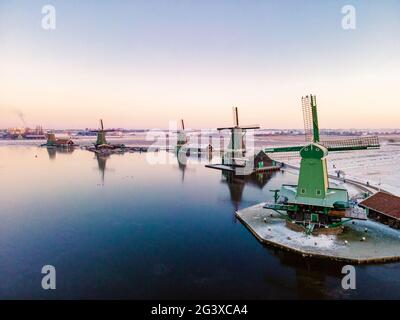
233 106 239 127
302 95 314 143
321 136 380 152
217 126 236 131
240 125 261 130
217 125 260 131
90 129 114 133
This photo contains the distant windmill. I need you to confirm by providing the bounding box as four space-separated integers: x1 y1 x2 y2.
218 107 260 154
92 119 113 148
217 107 260 164
177 119 188 148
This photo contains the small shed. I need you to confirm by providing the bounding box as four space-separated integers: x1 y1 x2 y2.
250 150 279 172
55 138 75 146
359 192 400 229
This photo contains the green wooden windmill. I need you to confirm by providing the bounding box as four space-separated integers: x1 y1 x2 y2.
89 119 125 150
263 95 380 234
93 119 111 147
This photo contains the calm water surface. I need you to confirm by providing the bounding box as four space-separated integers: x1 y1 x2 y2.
0 146 399 299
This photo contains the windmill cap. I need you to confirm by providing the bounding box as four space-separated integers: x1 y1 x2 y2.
300 143 328 159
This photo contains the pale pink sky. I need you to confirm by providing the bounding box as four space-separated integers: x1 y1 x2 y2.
1 1 399 129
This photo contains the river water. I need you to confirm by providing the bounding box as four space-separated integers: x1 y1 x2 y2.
0 145 399 299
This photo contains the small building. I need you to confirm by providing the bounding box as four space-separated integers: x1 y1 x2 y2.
42 133 76 147
53 138 75 147
206 150 280 175
359 192 400 229
250 150 279 172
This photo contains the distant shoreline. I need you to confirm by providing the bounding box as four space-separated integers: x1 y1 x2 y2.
2 134 400 147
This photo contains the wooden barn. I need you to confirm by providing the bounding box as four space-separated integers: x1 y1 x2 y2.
250 150 280 172
53 138 75 146
206 150 280 175
359 192 400 229
42 133 76 147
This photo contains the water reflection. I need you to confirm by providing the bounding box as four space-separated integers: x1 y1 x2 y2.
46 146 75 160
42 148 351 299
266 248 348 299
95 153 110 184
221 170 276 211
178 158 186 182
175 149 213 182
1 146 398 299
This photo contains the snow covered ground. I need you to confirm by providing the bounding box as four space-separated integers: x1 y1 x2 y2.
237 203 400 263
279 143 400 196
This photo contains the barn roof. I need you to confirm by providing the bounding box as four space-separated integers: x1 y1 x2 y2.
359 192 400 219
250 150 273 160
55 139 74 145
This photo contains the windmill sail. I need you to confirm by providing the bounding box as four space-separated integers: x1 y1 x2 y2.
321 136 380 151
217 107 260 131
239 125 261 129
265 94 379 155
301 94 320 143
302 95 314 142
233 107 239 127
265 136 380 155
